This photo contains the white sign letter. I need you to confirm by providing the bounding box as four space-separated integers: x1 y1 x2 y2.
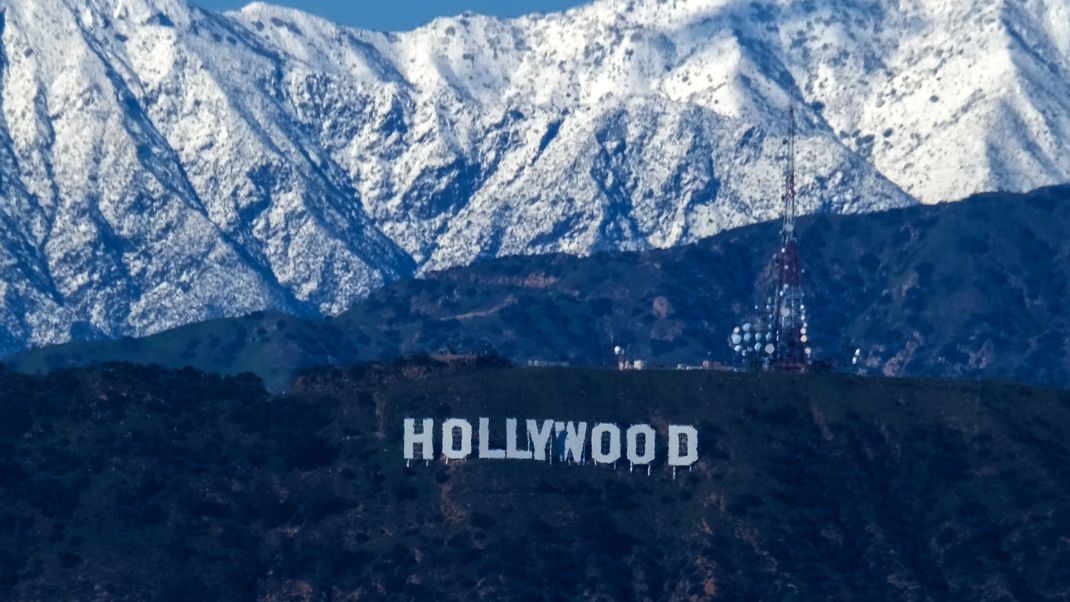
626 424 656 465
527 419 554 461
668 425 699 467
506 418 533 459
478 417 506 459
555 421 587 463
441 418 472 460
404 418 434 460
590 423 622 464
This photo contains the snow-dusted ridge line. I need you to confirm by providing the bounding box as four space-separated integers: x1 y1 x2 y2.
0 0 1068 357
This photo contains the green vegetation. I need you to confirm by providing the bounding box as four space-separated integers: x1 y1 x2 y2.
2 360 1069 599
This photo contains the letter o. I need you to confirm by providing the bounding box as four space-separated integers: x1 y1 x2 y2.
441 418 473 460
626 424 656 465
590 423 622 464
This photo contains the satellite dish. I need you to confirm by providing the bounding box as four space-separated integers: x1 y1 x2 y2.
766 332 773 341
800 327 807 335
805 347 812 355
614 346 623 355
731 334 742 345
764 343 775 354
744 333 753 343
780 307 791 317
743 323 752 332
800 335 808 343
754 343 762 352
734 345 742 353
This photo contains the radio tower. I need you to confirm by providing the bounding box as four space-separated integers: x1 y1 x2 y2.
727 107 812 371
769 107 810 370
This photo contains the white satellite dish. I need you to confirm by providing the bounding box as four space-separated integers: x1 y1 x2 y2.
764 343 775 354
731 334 742 345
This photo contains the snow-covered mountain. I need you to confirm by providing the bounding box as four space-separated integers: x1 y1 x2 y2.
1 0 1068 356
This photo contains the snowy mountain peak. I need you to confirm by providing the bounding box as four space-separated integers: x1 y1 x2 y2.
1 0 1068 357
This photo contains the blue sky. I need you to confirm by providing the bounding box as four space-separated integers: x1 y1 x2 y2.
194 1 591 31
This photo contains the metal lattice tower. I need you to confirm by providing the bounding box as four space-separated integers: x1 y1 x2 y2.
769 107 810 370
728 107 812 371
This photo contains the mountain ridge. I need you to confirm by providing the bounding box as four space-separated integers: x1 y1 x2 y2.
12 185 1070 393
1 0 1069 357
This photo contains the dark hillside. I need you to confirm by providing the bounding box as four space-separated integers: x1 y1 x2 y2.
10 185 1070 391
336 185 1070 384
2 361 1069 600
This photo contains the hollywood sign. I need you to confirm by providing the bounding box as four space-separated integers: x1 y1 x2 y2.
404 418 698 473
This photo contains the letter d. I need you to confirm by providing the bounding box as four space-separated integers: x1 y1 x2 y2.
668 425 698 467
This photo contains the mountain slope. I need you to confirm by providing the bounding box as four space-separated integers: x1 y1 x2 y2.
234 0 915 272
13 186 1070 392
2 0 1070 356
2 361 1070 599
766 0 1070 203
0 0 415 347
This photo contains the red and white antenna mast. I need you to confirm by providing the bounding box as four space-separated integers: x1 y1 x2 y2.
782 107 798 245
770 107 809 370
728 106 813 371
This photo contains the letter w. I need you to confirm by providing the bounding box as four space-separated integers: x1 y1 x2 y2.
555 421 587 463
